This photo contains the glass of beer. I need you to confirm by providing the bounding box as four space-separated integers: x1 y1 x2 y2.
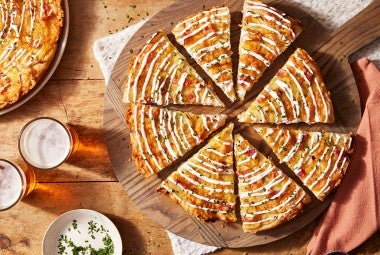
18 117 79 170
0 159 36 211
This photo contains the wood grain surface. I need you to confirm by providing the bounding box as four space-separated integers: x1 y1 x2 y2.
103 0 380 248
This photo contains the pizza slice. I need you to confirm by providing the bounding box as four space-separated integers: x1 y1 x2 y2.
234 134 310 233
238 48 335 124
254 127 353 200
172 5 236 102
157 123 236 222
237 0 302 100
123 31 224 107
126 104 227 178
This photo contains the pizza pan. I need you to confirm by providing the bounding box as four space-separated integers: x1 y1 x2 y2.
0 0 69 116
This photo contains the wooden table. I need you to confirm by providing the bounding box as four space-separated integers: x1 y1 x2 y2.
0 0 378 254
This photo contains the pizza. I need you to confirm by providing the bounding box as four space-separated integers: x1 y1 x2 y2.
158 123 236 222
119 2 356 233
254 127 353 200
172 5 236 102
234 134 310 233
238 48 335 124
126 103 227 178
123 31 224 107
0 0 64 109
237 0 302 101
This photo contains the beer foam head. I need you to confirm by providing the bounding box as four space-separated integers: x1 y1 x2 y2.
0 160 24 210
19 118 72 169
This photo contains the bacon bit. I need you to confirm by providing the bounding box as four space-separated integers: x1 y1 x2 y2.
205 24 216 34
304 70 314 81
186 92 196 103
257 92 269 103
240 76 253 89
176 179 187 189
277 69 287 78
245 148 256 157
1 31 7 39
241 216 248 222
335 148 342 157
223 144 232 153
267 190 278 198
250 31 263 41
192 175 201 183
182 29 191 37
198 133 206 141
298 169 307 179
42 3 56 19
242 214 261 222
219 204 231 212
43 3 51 13
302 133 308 142
185 77 195 87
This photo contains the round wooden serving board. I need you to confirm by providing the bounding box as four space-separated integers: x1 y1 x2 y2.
103 0 380 248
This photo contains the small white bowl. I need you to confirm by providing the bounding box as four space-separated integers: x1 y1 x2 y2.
43 209 122 255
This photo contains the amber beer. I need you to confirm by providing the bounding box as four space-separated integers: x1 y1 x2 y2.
18 117 79 169
0 159 36 211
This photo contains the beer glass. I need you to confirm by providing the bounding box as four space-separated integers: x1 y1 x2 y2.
18 117 79 169
0 159 36 211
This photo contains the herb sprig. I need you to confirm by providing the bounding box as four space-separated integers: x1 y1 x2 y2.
57 219 115 255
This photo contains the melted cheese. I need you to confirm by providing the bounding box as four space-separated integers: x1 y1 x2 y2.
238 48 335 125
124 31 223 107
234 134 310 233
159 184 233 213
236 0 302 101
172 5 236 101
255 127 353 201
0 0 63 109
158 124 236 222
242 189 306 226
126 104 227 178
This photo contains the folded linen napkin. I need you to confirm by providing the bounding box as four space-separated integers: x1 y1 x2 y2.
307 58 380 255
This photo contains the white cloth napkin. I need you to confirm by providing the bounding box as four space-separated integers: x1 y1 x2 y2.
93 21 146 85
93 1 378 254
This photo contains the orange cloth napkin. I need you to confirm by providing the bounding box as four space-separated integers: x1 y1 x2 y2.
307 58 380 254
